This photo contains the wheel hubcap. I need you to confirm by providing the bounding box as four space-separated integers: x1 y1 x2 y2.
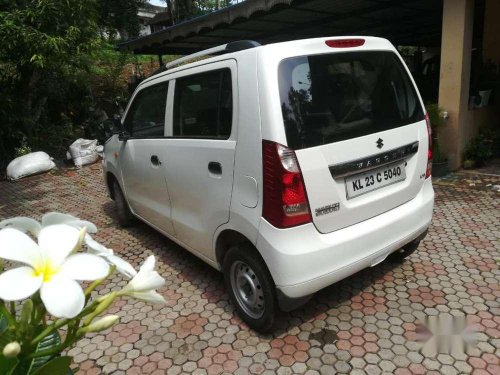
230 261 265 319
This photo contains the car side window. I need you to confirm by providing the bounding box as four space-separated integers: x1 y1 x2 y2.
124 82 169 138
173 68 232 139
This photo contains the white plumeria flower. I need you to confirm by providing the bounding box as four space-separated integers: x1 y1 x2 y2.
0 225 109 318
0 212 136 278
41 212 98 234
119 256 166 304
0 212 97 237
84 236 137 278
0 217 42 237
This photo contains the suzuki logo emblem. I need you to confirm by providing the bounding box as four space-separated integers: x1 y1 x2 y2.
376 138 384 149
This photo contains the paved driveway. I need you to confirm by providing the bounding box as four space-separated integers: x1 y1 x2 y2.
0 164 498 375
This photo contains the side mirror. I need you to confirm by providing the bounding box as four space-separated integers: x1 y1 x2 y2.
104 116 129 142
118 128 130 142
103 118 119 136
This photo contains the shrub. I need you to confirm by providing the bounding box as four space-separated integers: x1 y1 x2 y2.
464 133 494 165
425 104 447 162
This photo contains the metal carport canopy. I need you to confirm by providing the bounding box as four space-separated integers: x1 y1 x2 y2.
118 0 443 55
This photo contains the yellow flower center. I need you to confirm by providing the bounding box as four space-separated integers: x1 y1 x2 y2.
33 261 59 282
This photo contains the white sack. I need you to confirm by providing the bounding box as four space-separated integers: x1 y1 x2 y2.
6 152 56 180
68 138 99 168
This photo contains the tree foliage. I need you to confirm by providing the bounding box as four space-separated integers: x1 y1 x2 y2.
0 0 237 169
164 0 233 24
0 1 145 167
0 1 101 163
97 0 146 40
0 1 100 68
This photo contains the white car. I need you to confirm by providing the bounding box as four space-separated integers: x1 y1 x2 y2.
103 36 434 332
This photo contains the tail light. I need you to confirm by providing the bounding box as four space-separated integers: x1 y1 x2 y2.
262 140 312 228
425 112 432 178
325 39 365 48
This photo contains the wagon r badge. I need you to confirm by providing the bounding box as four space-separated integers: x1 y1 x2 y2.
376 138 384 149
315 203 340 217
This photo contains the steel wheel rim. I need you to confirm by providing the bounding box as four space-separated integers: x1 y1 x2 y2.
230 260 265 319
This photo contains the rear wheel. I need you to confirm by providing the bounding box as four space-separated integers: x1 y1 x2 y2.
388 240 420 262
112 181 135 227
223 244 276 332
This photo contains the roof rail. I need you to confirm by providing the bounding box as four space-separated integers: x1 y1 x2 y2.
165 40 260 70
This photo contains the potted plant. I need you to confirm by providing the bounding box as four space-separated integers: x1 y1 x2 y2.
463 133 494 168
426 103 448 177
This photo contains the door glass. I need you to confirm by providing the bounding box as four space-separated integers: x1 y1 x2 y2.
124 82 169 137
173 69 232 138
278 51 424 150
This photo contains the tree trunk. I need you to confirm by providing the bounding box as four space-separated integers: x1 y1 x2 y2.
165 0 175 25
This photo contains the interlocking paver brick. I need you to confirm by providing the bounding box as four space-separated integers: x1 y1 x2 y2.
1 163 499 375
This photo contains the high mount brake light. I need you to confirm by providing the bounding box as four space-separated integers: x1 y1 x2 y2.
262 141 312 228
425 112 432 178
325 39 365 48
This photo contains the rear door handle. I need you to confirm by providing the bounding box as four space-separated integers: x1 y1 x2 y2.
208 162 222 175
150 155 161 166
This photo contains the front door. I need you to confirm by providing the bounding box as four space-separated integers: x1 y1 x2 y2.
163 64 237 257
119 81 175 235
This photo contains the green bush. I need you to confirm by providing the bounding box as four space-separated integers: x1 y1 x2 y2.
425 104 447 162
464 133 494 165
0 1 146 169
426 103 445 132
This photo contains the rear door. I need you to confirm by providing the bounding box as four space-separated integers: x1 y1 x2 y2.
278 50 428 233
162 62 237 257
119 81 175 235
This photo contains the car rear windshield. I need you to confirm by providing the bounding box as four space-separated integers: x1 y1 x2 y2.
278 51 424 150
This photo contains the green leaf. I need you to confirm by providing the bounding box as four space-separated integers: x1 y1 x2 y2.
11 359 32 375
10 330 63 375
0 356 19 375
31 356 71 375
29 331 62 374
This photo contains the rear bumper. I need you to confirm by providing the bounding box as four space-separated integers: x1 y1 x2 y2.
256 179 434 299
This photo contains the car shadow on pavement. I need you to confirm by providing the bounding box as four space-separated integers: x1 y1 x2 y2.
102 199 406 338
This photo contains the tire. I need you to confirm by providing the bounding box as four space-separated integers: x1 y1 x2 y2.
388 240 420 262
112 181 135 227
223 244 276 332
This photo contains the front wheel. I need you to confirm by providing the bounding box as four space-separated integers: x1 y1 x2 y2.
112 181 135 227
223 244 276 332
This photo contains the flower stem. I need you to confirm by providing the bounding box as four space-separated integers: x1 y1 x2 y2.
85 265 116 297
28 343 64 358
0 303 15 327
31 299 99 347
76 301 99 319
30 303 37 324
30 318 68 346
9 301 15 318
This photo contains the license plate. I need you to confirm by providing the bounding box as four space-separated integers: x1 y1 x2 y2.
345 162 406 199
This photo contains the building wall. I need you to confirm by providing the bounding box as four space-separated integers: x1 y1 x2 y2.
438 0 499 169
483 0 500 63
476 0 500 131
463 0 500 152
438 0 474 169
